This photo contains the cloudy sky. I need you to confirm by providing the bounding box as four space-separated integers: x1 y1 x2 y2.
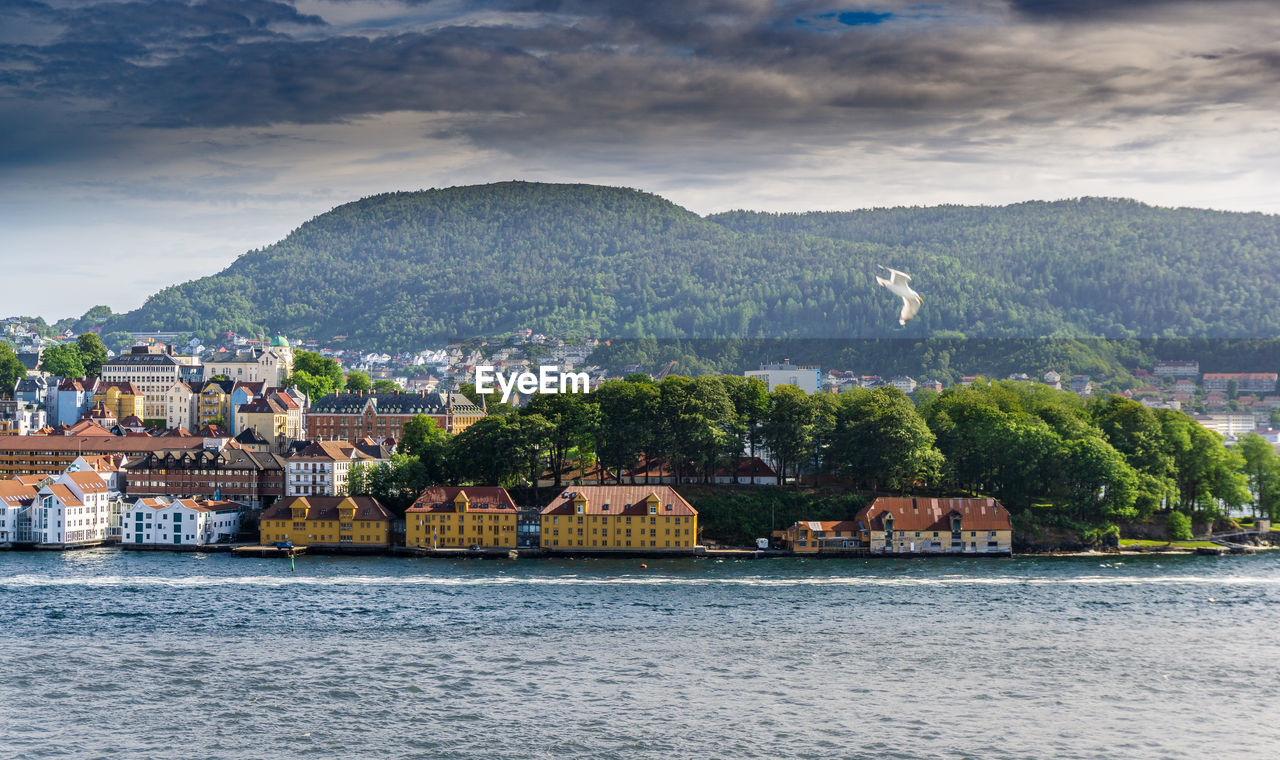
3 0 1279 321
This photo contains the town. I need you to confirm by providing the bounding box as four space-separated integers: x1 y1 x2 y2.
1 319 1278 557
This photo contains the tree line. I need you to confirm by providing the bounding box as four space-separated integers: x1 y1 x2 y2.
343 374 1272 531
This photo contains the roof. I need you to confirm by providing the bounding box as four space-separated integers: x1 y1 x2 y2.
856 497 1011 532
46 483 84 506
309 390 482 416
65 471 108 493
171 498 245 513
125 447 285 472
11 474 49 486
714 456 778 479
0 480 37 506
104 352 179 367
57 377 98 392
0 436 200 456
288 440 382 462
238 396 287 415
261 496 394 522
96 381 142 395
233 427 270 445
790 520 859 533
407 487 517 514
540 486 696 516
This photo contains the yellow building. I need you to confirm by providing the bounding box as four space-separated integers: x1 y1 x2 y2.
405 486 518 549
776 520 862 553
92 382 144 423
539 486 698 552
197 380 233 428
259 495 394 548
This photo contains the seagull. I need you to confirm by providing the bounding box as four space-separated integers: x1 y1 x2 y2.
875 264 926 323
876 266 923 325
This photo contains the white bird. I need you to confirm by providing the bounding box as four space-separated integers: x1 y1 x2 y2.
875 266 923 325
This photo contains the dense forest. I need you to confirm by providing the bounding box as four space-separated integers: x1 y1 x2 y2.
345 376 1280 545
104 183 1280 352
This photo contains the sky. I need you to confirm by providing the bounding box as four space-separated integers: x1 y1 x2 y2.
3 0 1279 321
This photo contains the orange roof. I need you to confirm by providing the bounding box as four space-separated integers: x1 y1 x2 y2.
261 496 394 522
856 497 1010 532
790 520 859 533
171 498 245 513
407 487 517 514
46 483 83 506
133 497 169 510
540 486 696 516
0 480 37 506
11 474 48 487
0 436 204 455
65 471 108 493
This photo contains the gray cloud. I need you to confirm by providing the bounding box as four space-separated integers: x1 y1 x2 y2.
4 0 1280 318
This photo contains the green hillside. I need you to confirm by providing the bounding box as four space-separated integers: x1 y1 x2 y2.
108 183 1280 351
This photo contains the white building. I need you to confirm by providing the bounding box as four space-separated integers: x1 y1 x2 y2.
889 376 918 394
205 341 294 385
101 345 186 420
1194 413 1257 438
25 469 124 548
122 497 243 547
745 362 822 395
286 440 388 497
0 480 39 544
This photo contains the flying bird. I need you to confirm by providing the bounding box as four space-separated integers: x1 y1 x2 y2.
876 266 923 325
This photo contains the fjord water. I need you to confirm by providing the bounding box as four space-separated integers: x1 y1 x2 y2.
3 552 1279 759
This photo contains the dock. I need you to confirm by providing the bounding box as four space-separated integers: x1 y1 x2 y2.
232 545 308 558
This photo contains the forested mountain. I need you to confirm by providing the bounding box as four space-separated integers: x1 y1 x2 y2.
108 183 1280 351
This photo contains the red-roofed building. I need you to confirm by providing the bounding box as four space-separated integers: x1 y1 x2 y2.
259 495 394 548
405 487 518 549
539 485 697 552
857 496 1012 554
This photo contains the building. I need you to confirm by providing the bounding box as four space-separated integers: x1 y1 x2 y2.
235 392 303 453
1193 413 1257 439
889 376 918 394
305 391 484 440
1153 360 1200 378
1202 373 1278 394
162 381 198 431
285 440 391 497
711 456 779 485
405 486 518 549
776 520 862 552
92 381 144 423
197 379 235 429
744 363 821 395
539 486 698 551
856 496 1012 554
258 495 394 548
203 338 293 386
0 479 39 544
0 400 47 436
13 375 48 405
25 469 124 548
101 345 186 420
123 445 287 510
53 377 99 427
0 435 206 479
121 497 244 547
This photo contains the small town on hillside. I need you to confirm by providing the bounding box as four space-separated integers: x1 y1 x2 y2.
1 317 1277 557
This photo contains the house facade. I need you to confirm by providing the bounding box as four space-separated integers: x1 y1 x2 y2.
258 495 394 548
26 469 123 548
405 487 518 549
285 440 391 497
123 446 287 510
539 486 698 551
203 339 293 386
121 497 244 546
305 391 484 440
92 382 144 423
101 345 185 420
856 496 1012 554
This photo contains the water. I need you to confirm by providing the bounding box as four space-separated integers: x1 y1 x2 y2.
3 550 1280 759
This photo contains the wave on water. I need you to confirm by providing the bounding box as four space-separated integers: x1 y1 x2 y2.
2 573 1278 590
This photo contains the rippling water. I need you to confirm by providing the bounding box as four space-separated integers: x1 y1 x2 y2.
3 550 1280 759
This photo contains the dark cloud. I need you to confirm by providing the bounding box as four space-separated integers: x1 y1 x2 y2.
1007 0 1225 20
